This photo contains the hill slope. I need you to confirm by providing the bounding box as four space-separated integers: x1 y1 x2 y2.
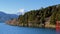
18 4 60 28
6 4 60 28
0 11 18 22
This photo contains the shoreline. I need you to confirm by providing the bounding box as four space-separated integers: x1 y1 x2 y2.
6 22 56 29
5 20 56 29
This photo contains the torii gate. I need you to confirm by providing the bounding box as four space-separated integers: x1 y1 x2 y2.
56 21 60 34
56 14 60 34
56 21 60 31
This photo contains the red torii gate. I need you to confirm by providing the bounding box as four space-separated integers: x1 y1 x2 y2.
56 21 60 34
56 21 60 31
56 13 60 34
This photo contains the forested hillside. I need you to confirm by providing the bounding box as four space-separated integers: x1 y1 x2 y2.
8 4 60 28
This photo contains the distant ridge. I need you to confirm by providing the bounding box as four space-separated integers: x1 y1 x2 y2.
0 11 18 22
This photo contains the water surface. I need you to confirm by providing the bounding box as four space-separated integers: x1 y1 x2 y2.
0 23 56 34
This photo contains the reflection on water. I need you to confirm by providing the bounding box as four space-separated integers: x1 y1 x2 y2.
0 23 56 34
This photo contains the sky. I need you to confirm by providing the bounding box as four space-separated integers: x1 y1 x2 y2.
0 0 60 15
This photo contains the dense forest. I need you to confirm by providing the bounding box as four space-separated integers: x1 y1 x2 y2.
17 4 60 28
6 4 60 28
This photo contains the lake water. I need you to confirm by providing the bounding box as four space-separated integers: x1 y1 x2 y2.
0 23 56 34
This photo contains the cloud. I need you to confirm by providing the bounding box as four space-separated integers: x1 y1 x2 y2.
19 8 25 15
19 9 24 13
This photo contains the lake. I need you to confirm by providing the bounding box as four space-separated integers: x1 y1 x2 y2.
0 23 56 34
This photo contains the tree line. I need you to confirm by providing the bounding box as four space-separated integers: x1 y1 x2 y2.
18 4 60 27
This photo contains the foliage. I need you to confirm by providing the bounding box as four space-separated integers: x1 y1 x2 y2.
18 4 60 26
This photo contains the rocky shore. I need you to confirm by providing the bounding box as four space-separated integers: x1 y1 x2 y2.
6 19 56 28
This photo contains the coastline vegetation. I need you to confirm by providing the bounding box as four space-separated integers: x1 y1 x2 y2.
6 4 60 28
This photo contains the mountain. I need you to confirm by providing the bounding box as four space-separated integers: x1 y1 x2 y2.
17 4 60 28
0 11 18 22
6 4 60 28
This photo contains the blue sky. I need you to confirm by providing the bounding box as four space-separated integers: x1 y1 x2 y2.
0 0 60 14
